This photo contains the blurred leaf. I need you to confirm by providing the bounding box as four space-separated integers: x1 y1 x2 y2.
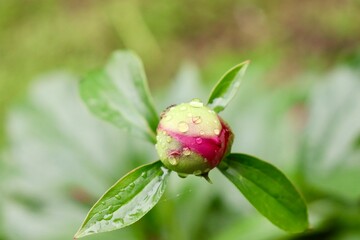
75 161 170 239
218 153 308 233
207 61 249 113
2 72 149 240
80 50 159 143
211 214 286 240
300 68 360 201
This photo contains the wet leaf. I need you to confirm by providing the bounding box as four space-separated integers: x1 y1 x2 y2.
207 60 249 113
74 161 170 239
80 50 159 143
218 153 308 233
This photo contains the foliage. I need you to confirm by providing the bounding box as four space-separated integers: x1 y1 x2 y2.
0 57 359 240
74 51 307 238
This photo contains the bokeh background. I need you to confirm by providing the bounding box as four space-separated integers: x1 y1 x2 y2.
1 0 360 239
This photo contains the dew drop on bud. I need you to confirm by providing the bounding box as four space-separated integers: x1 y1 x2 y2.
168 157 179 166
164 115 172 121
189 98 204 108
214 129 220 135
183 147 191 156
166 136 172 143
193 170 202 176
178 121 189 133
177 173 188 178
192 116 202 124
195 138 203 144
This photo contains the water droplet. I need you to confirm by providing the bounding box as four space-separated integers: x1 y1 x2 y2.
164 115 172 121
115 194 121 200
166 136 172 143
193 170 202 176
200 130 205 135
189 98 204 108
214 129 220 135
113 218 124 225
141 171 148 178
183 147 191 156
101 201 106 205
180 106 187 111
168 157 179 166
178 121 189 133
234 81 241 88
103 213 113 220
196 138 203 144
127 183 135 191
177 173 188 178
192 116 202 124
105 205 113 211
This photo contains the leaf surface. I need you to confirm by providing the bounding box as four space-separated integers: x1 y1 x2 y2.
207 61 249 113
218 153 308 233
75 161 170 239
80 50 159 143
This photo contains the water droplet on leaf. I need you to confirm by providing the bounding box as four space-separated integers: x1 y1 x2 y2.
193 170 202 175
103 213 113 220
113 218 124 225
196 138 203 144
214 129 220 135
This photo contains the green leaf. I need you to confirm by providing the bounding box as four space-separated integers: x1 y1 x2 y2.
74 161 170 239
207 60 250 113
79 50 159 143
218 153 308 233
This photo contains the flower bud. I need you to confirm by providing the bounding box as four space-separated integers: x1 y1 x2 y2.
155 99 233 176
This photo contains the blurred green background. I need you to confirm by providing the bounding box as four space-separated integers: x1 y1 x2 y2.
1 0 360 239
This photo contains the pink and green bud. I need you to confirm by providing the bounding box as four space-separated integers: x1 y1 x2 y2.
155 99 234 176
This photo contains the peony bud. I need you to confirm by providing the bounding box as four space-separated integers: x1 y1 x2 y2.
155 99 233 177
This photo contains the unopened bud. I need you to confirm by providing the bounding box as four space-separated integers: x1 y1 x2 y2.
155 99 233 176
